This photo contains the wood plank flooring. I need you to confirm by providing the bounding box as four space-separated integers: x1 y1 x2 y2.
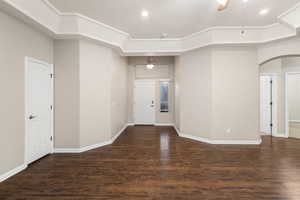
1 126 300 199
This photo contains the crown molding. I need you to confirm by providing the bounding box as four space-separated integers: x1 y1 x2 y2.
1 0 299 56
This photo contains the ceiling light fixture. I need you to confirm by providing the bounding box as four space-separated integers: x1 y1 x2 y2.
146 57 155 69
217 0 230 11
259 8 269 15
146 64 155 69
216 0 229 6
141 10 149 17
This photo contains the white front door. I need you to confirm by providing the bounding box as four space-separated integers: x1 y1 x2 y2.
134 80 155 125
260 76 272 135
26 57 53 164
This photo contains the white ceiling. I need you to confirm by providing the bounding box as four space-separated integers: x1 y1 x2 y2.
48 0 300 39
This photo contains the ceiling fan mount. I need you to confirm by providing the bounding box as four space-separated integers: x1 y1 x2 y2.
217 0 230 11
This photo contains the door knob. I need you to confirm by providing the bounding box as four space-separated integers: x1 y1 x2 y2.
29 115 37 120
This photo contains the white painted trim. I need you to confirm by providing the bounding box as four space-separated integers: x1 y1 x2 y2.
54 141 111 154
173 126 181 136
127 123 175 127
42 0 130 37
24 57 54 165
179 133 262 145
173 126 262 145
54 148 82 153
54 124 129 153
1 0 299 56
155 123 175 126
273 133 289 138
260 74 278 137
0 164 27 183
182 23 280 40
111 124 128 143
80 141 112 152
278 2 300 19
260 72 279 76
289 120 300 123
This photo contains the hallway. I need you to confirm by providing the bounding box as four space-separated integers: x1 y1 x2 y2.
1 126 300 199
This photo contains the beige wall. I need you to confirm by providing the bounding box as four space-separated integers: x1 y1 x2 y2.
287 74 300 121
110 49 128 138
175 48 212 138
175 47 260 141
127 57 175 124
79 40 112 147
54 39 128 149
0 11 53 174
54 40 80 148
211 47 259 140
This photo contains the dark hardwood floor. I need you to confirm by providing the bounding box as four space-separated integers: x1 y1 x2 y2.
1 126 300 200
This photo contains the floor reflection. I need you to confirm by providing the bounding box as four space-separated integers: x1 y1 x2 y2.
160 132 170 165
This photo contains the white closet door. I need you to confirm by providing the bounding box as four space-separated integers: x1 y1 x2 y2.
26 58 53 164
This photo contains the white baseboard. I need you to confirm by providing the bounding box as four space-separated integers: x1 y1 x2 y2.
173 126 180 135
0 164 27 183
54 148 82 153
273 133 289 138
127 122 175 126
80 141 112 152
174 126 262 145
111 124 128 143
54 124 129 153
289 120 300 123
54 140 112 154
179 133 262 145
155 123 174 126
179 133 212 144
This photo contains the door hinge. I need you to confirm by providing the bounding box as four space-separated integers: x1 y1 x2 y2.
50 136 53 141
270 123 273 127
270 102 273 106
50 105 53 110
50 73 53 78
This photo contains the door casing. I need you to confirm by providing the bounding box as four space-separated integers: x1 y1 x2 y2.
24 57 54 165
260 73 278 136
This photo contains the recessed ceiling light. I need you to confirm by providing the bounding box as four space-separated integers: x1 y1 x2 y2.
141 10 149 17
259 8 269 15
243 0 249 2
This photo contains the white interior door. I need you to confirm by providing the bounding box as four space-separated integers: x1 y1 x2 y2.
26 57 53 164
260 76 272 135
134 80 155 125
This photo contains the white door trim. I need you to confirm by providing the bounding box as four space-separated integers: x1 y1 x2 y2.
260 73 278 136
285 71 300 138
133 79 156 125
24 57 54 165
